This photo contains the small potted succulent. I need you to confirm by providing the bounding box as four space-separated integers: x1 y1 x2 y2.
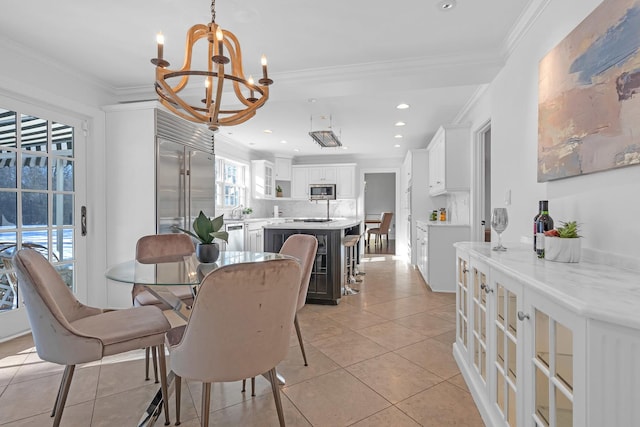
242 207 253 217
174 211 228 263
543 221 581 263
276 185 283 197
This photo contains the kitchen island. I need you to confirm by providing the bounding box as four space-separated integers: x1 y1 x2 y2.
264 218 362 304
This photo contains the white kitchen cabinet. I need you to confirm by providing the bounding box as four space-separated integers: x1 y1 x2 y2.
453 242 620 427
245 221 267 252
274 157 292 181
252 160 274 199
308 166 337 183
415 221 470 292
427 124 470 196
336 165 356 199
291 166 309 199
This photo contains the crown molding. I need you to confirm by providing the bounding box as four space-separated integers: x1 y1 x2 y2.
502 0 553 57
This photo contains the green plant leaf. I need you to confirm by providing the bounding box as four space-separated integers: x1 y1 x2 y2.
193 211 214 243
211 214 224 232
211 231 229 242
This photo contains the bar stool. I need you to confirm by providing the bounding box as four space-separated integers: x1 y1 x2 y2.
342 235 360 295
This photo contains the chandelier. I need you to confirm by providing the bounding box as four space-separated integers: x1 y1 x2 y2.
151 0 273 131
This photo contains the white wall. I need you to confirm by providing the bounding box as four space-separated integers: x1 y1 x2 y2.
459 0 640 262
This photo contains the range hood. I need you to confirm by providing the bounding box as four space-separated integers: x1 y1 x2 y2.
309 130 342 148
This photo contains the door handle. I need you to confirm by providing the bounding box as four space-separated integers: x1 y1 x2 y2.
81 206 87 236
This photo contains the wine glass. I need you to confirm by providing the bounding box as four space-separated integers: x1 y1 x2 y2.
491 208 509 251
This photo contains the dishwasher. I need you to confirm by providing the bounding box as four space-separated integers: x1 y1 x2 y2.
225 223 245 251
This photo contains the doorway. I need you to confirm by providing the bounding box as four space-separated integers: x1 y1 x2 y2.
363 172 396 254
472 121 492 242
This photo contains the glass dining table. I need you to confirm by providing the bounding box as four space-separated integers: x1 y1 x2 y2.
104 250 292 427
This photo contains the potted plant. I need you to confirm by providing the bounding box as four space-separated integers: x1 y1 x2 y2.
276 185 283 197
174 211 228 263
242 207 253 217
543 221 581 262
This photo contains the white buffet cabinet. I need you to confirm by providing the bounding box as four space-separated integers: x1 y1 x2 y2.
454 242 640 427
416 221 469 292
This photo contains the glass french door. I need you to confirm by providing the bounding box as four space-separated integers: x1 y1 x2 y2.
0 104 87 339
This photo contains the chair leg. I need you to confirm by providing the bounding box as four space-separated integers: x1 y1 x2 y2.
52 365 75 427
267 368 285 427
152 346 159 384
386 233 389 248
156 345 171 426
201 383 211 427
145 347 151 380
175 374 182 426
251 377 255 397
51 363 72 417
241 378 246 393
293 314 308 366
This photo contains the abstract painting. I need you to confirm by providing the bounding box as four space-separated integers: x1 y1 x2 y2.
538 0 640 182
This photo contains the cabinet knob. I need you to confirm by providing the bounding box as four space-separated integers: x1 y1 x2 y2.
483 286 494 294
517 311 530 321
462 267 469 273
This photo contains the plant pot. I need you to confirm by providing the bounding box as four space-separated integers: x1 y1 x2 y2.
276 191 283 198
544 237 581 263
196 243 220 263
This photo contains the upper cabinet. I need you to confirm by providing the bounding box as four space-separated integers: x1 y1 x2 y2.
274 157 292 181
252 160 274 199
308 166 337 184
291 164 356 200
427 124 470 196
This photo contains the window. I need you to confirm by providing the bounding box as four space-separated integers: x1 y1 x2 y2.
215 157 247 208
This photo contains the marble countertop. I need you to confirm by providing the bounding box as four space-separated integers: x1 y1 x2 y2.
416 219 470 227
455 242 640 329
264 218 361 230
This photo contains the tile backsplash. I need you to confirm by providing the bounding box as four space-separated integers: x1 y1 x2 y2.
242 198 357 219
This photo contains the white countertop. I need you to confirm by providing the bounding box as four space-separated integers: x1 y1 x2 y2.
416 219 470 227
455 242 640 330
264 218 362 230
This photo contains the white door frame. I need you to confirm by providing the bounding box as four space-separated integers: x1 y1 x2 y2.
359 167 400 246
0 98 87 341
471 119 491 242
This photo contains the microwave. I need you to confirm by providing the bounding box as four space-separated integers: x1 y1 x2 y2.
309 184 336 200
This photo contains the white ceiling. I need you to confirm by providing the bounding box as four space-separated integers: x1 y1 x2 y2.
0 0 532 160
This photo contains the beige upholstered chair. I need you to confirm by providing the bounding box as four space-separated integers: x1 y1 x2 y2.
134 233 195 382
242 234 318 396
166 258 301 427
13 248 172 427
279 234 318 365
367 212 394 248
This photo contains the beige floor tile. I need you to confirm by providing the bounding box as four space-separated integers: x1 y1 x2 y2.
311 330 388 367
0 353 30 387
430 303 457 323
96 357 156 398
0 335 34 361
343 291 393 307
357 321 427 351
283 369 390 426
277 345 341 386
432 329 457 345
395 338 460 380
346 352 443 403
350 406 421 426
298 315 348 343
0 400 95 427
91 383 164 427
325 308 387 331
10 351 65 384
363 296 433 320
396 381 484 426
208 392 310 426
393 312 456 337
447 373 471 392
185 376 272 415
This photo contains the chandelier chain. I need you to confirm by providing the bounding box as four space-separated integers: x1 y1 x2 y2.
211 0 216 23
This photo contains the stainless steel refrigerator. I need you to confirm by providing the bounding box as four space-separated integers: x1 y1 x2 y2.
155 110 215 234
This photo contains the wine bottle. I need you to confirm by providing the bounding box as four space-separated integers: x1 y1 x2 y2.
535 200 554 258
533 201 543 252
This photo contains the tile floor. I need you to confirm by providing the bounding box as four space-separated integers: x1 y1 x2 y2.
0 254 484 426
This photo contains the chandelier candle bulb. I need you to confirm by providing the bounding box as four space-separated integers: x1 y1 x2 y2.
216 27 223 55
156 33 164 60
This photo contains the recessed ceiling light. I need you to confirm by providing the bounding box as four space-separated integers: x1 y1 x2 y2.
342 146 348 150
293 148 300 152
308 98 317 103
248 142 255 146
280 140 287 144
395 121 406 127
263 129 272 133
394 134 403 139
437 0 457 11
394 144 401 148
396 103 410 110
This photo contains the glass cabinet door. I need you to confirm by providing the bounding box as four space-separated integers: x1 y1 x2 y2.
472 261 490 384
493 272 522 427
456 255 470 351
532 309 574 427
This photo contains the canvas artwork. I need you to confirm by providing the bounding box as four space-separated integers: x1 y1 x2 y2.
538 0 640 182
